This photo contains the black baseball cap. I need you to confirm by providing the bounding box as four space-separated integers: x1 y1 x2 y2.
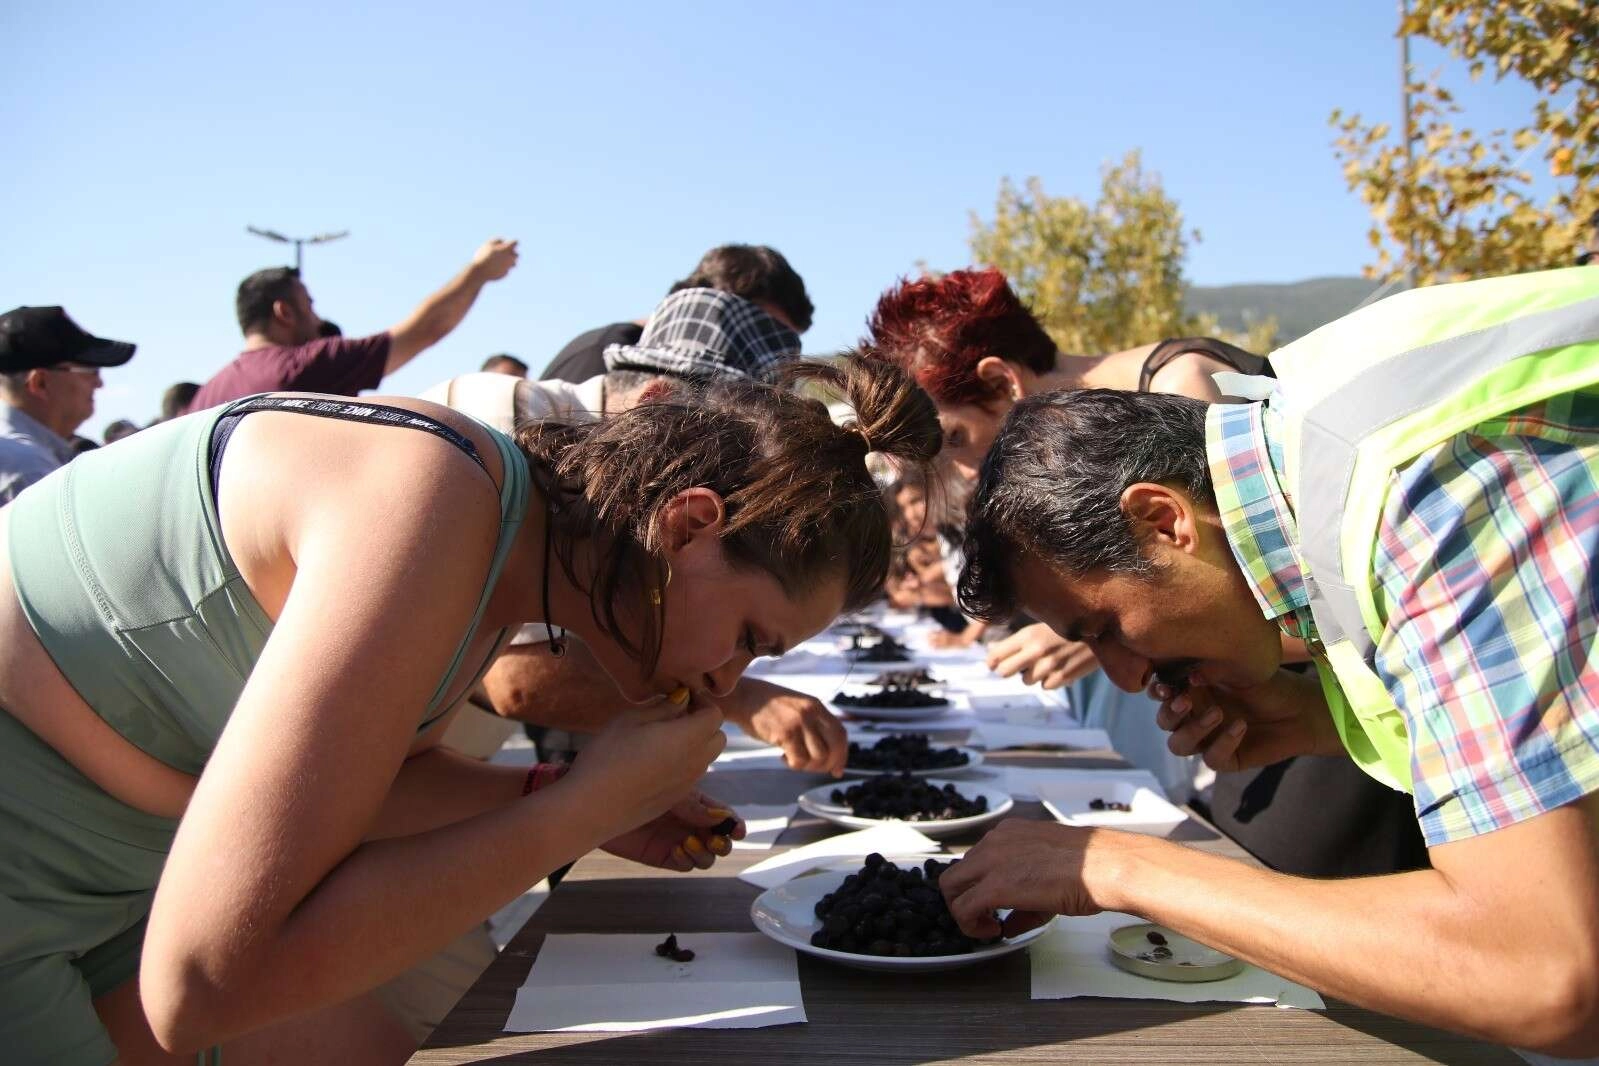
0 307 136 374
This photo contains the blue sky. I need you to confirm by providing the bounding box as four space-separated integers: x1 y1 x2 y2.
3 1 1549 437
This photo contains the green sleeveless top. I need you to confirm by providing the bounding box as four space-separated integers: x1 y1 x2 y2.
6 396 530 776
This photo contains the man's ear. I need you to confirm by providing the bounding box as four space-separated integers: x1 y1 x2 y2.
659 487 728 554
634 377 679 406
974 356 1025 400
271 298 296 329
1118 482 1202 557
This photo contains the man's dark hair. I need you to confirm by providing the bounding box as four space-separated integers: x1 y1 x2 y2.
482 353 530 375
669 244 814 333
236 266 301 335
159 381 200 422
957 389 1214 622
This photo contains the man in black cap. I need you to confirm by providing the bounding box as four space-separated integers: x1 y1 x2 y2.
0 307 135 504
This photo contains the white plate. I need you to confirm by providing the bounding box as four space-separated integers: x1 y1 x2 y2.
1036 778 1186 837
840 747 984 778
831 698 953 722
796 779 1013 839
720 723 776 751
750 865 1053 973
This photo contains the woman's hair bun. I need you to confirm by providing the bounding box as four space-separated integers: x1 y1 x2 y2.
785 350 942 469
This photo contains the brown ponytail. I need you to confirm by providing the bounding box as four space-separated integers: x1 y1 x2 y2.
516 352 940 672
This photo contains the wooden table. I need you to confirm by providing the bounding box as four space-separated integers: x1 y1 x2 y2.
416 752 1518 1065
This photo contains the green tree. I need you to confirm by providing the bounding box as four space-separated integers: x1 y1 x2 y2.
1331 0 1598 284
968 151 1277 355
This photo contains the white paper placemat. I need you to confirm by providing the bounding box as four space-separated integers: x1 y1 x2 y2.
1031 913 1323 1008
738 824 940 889
505 933 805 1032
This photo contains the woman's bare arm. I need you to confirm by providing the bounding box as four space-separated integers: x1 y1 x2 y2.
138 448 721 1053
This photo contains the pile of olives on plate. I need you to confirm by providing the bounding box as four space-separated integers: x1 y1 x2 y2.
830 773 988 821
809 854 996 957
845 734 969 772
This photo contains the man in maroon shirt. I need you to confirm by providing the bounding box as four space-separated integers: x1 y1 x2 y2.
188 238 519 412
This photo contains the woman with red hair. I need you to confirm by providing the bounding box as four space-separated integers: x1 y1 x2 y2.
865 267 1267 666
864 269 1430 884
867 267 1267 482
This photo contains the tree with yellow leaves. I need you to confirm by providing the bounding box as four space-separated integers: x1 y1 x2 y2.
968 151 1277 356
1331 0 1597 284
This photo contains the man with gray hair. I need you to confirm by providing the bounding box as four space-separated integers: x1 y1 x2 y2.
0 307 135 503
940 267 1599 1054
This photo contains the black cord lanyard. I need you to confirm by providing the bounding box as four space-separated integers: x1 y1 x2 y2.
540 495 567 657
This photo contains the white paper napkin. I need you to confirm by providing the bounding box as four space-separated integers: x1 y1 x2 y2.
738 824 940 889
505 933 805 1032
1030 913 1323 1008
730 803 797 850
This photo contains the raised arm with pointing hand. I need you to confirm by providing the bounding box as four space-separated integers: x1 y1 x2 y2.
385 238 520 374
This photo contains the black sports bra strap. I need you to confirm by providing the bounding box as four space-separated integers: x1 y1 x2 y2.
223 395 490 475
209 395 494 507
1137 336 1273 393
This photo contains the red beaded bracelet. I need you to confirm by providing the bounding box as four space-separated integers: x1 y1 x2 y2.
522 762 569 796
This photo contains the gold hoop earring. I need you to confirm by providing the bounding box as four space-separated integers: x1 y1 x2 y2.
650 561 673 606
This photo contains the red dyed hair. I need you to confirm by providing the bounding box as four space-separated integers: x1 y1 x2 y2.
866 268 1058 407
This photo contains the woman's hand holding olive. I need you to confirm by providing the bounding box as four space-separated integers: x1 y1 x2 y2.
602 791 747 871
1148 668 1338 772
565 698 726 841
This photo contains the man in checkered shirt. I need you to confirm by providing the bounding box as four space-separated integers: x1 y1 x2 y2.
935 271 1599 1055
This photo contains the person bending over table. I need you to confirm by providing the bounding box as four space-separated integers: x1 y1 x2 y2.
863 266 1266 660
423 287 849 776
859 270 1245 801
0 354 938 1065
862 267 1430 858
940 267 1599 1055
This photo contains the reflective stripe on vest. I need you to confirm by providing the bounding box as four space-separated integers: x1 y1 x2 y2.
1267 267 1599 791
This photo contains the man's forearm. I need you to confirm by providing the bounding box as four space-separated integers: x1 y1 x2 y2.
481 642 627 733
1096 811 1599 1053
386 261 492 374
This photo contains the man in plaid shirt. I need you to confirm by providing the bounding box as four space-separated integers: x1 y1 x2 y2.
937 269 1599 1055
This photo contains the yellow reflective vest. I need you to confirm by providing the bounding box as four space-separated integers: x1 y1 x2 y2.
1264 267 1599 791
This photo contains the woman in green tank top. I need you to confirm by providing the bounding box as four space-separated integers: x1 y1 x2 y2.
0 357 939 1065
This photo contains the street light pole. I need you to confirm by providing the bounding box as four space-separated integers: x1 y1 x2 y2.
1399 0 1418 286
245 226 351 275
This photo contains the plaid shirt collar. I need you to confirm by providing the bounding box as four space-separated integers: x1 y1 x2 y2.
1205 401 1312 628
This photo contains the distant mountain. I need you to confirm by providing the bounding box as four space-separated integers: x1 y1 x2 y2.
1185 276 1399 344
